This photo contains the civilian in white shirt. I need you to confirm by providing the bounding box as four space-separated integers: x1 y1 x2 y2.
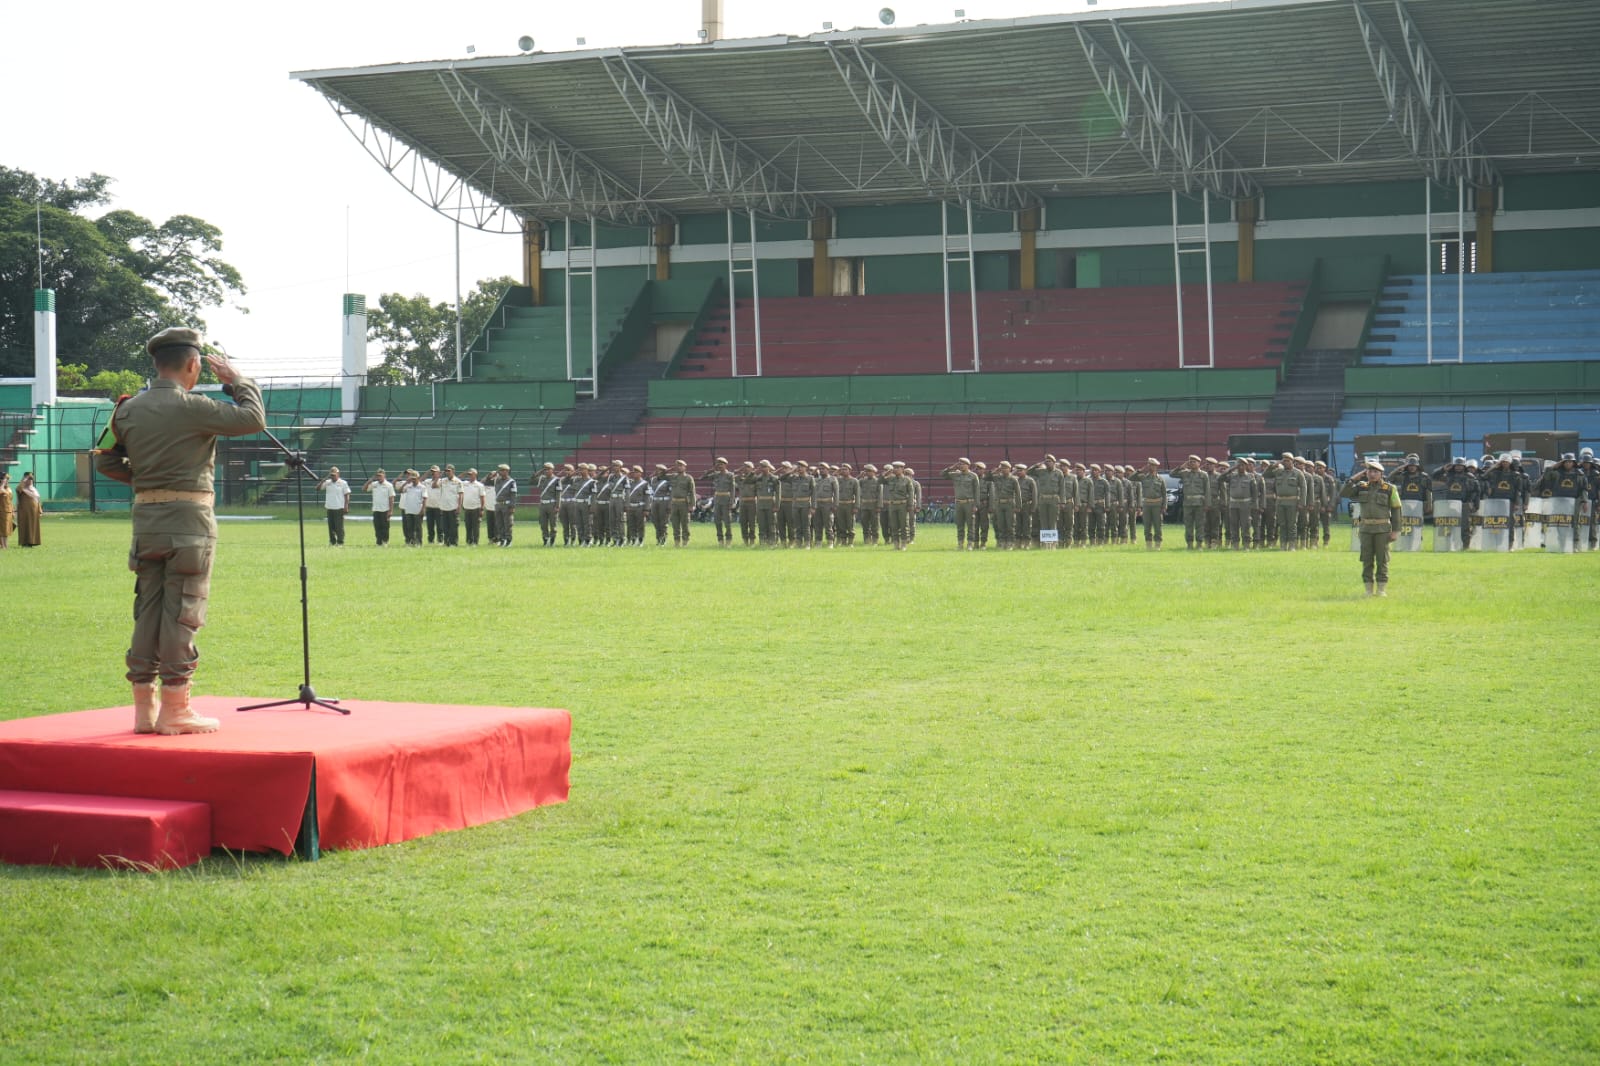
364 469 396 546
437 463 464 546
424 465 443 543
317 466 351 545
460 468 487 546
398 470 427 546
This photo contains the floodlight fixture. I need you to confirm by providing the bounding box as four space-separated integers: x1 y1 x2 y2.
955 8 965 16
823 20 834 29
698 28 708 39
879 8 896 25
466 44 477 54
518 35 535 51
577 37 586 45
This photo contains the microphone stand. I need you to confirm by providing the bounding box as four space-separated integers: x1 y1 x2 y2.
238 424 347 715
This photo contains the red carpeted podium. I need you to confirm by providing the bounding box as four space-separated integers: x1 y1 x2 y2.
0 698 571 867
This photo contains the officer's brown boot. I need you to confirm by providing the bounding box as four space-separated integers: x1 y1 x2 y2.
132 681 158 734
155 682 219 735
1364 582 1375 596
1376 583 1387 597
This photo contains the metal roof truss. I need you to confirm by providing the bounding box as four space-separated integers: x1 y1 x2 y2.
1353 0 1497 187
318 88 521 232
598 53 823 219
436 69 664 225
825 42 1036 213
1074 22 1259 202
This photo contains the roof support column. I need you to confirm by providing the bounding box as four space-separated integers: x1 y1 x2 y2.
810 212 832 299
654 221 675 282
1236 197 1258 283
1475 184 1496 274
523 221 545 305
1019 207 1040 291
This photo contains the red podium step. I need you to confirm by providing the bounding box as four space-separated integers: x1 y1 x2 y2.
0 789 211 870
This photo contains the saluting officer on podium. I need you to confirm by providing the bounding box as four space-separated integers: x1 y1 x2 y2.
93 328 267 735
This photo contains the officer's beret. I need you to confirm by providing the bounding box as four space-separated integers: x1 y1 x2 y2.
1282 451 1295 460
146 327 202 357
957 457 971 464
715 456 728 464
1147 457 1160 465
1365 459 1384 471
1188 454 1201 462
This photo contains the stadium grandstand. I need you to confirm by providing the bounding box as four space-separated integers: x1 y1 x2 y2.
5 0 1599 506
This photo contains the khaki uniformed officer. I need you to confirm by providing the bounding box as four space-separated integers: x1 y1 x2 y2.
1340 459 1402 596
94 328 266 734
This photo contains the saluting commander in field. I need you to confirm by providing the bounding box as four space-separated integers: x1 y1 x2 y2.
1340 459 1402 597
94 327 266 735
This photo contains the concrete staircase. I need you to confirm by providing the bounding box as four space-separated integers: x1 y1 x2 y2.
1265 349 1355 429
558 360 665 437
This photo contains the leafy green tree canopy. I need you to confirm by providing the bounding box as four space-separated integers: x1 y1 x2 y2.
366 276 519 386
0 165 246 376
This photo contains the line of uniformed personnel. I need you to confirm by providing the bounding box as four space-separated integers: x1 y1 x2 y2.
1390 448 1599 550
529 456 926 549
936 452 1340 551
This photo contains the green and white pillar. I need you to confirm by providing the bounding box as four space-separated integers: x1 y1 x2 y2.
341 293 366 426
33 288 56 408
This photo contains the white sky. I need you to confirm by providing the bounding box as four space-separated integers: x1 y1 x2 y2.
6 0 1216 381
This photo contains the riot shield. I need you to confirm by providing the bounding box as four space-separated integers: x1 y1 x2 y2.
1348 502 1362 552
1543 497 1577 553
1433 500 1463 552
1522 498 1546 550
1579 500 1593 554
1397 500 1425 551
1477 499 1511 551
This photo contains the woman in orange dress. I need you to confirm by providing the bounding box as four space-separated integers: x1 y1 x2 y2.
0 471 13 548
15 471 42 547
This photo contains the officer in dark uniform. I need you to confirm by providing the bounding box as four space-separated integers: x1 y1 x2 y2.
1432 457 1480 549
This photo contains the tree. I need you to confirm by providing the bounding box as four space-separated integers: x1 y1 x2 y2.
366 276 519 385
0 166 246 375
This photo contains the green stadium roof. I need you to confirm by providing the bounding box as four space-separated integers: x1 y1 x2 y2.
292 0 1600 231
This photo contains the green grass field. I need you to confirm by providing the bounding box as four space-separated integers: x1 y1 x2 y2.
2 514 1597 1064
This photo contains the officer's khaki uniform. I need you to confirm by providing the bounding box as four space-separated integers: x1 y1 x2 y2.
95 376 267 684
667 470 696 545
1340 475 1402 592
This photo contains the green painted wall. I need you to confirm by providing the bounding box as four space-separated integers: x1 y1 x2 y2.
1257 235 1420 281
1346 361 1600 398
837 203 942 240
1265 180 1426 221
1045 192 1171 229
1502 172 1600 211
0 383 32 411
650 368 1276 410
1497 228 1600 271
869 254 944 294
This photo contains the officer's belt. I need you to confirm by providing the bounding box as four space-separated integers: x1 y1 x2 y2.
714 491 731 496
134 489 214 505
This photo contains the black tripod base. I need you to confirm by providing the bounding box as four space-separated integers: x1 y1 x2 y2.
237 684 349 715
